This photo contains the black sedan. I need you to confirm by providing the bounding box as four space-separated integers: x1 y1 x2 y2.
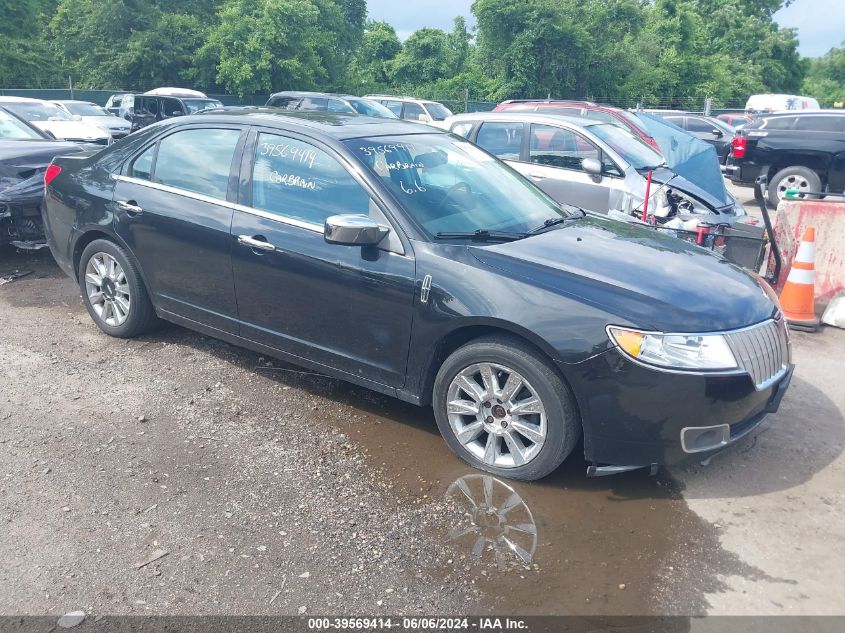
42 110 793 480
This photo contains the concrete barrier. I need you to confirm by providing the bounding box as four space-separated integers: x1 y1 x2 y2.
771 198 845 308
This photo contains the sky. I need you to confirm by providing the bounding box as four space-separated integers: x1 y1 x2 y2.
366 0 845 58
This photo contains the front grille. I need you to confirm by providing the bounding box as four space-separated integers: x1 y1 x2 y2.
724 318 790 390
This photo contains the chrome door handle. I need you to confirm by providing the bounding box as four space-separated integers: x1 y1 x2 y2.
117 200 143 214
237 235 276 252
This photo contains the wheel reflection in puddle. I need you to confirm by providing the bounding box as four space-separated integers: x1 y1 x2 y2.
445 474 538 569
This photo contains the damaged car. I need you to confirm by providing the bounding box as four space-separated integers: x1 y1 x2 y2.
441 112 747 222
0 106 92 249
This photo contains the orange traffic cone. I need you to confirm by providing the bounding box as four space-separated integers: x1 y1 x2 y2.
779 226 820 332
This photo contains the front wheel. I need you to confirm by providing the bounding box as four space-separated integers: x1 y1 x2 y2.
768 166 821 208
432 336 580 481
78 239 158 338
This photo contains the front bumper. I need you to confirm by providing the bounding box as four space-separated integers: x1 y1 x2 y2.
563 349 794 468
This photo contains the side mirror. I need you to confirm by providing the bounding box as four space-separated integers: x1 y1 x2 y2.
418 114 431 123
712 129 724 138
72 115 83 122
324 214 389 246
582 157 603 180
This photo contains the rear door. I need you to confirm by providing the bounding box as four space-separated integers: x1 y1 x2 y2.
230 129 416 387
112 124 246 332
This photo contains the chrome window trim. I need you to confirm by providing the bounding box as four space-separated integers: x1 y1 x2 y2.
112 173 322 233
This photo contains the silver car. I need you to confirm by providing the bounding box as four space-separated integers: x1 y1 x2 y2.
441 112 745 220
52 100 132 139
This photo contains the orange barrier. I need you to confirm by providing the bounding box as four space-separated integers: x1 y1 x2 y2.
779 227 819 331
771 198 845 308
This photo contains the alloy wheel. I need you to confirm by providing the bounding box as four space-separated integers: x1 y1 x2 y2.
84 252 131 327
776 173 811 200
445 362 547 468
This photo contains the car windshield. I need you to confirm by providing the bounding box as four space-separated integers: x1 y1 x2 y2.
589 123 665 170
0 108 45 139
347 98 398 118
183 99 224 114
61 102 110 117
345 133 578 238
424 102 453 121
2 101 72 122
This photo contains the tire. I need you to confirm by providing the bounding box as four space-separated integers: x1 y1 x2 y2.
78 239 158 338
432 335 580 481
768 166 821 208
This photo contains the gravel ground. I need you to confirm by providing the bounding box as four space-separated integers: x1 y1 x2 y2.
1 244 844 619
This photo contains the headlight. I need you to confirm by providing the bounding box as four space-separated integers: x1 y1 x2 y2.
607 326 737 371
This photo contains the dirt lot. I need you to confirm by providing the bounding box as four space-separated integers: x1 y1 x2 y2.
1 244 843 619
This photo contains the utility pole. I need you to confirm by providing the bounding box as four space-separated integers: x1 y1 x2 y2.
68 76 74 100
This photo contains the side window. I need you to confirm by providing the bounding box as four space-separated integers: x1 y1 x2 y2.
154 128 241 199
663 116 685 128
130 144 155 181
687 117 715 133
383 101 402 116
253 133 370 226
449 121 475 138
601 155 624 178
529 124 599 171
475 122 523 161
299 97 327 111
268 96 301 110
161 98 184 118
402 102 425 121
796 116 843 132
327 99 354 113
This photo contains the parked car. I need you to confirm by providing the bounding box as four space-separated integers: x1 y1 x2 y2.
0 106 93 248
745 94 820 113
641 110 735 164
52 100 132 139
443 112 745 219
717 112 754 128
266 92 398 118
726 111 845 207
364 95 453 123
42 109 792 480
123 92 224 132
494 100 661 151
0 97 111 145
104 93 132 116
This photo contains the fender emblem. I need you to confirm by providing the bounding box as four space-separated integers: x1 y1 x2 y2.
420 274 432 304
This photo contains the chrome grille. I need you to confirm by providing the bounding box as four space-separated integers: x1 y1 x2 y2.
725 318 790 390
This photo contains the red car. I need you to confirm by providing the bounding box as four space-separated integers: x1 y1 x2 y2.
493 100 660 151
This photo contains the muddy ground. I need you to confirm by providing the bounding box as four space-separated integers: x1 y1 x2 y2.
1 245 843 619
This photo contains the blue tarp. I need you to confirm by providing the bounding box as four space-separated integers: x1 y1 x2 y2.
633 112 731 207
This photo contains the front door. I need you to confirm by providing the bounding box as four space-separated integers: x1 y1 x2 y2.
230 130 416 387
112 125 245 332
517 123 612 212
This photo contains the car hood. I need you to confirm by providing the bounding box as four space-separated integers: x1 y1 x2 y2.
650 167 734 212
469 214 775 332
0 139 84 205
33 120 109 140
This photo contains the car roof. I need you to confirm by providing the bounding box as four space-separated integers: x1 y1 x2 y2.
191 108 445 139
760 110 845 117
364 95 430 102
446 111 600 128
0 96 47 103
53 100 98 105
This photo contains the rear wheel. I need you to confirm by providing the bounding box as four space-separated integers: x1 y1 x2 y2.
78 239 158 338
768 166 821 208
433 336 580 481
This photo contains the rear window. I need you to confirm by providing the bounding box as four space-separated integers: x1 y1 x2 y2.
762 116 797 130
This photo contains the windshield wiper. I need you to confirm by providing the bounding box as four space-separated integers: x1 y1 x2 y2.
526 210 586 235
435 229 526 242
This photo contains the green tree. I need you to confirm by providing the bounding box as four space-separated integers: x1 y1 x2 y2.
349 20 402 90
392 28 454 85
803 43 845 106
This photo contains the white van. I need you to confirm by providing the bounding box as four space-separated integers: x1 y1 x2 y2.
745 94 820 113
